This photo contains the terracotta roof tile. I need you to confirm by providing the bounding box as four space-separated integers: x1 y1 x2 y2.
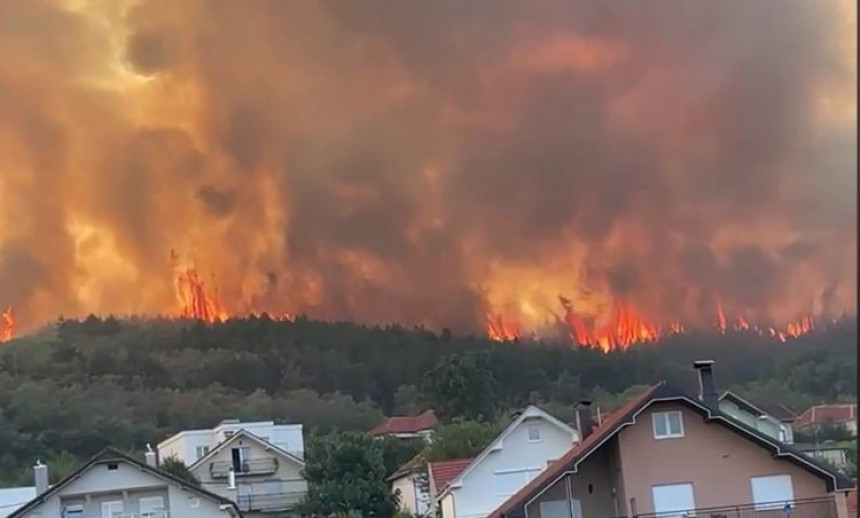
430 458 473 491
795 405 857 427
371 410 438 436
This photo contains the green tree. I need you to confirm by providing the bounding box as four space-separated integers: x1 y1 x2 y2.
159 456 200 486
421 352 498 421
423 419 500 462
297 432 399 518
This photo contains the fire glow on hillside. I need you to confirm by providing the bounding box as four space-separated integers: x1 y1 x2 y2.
0 1 855 340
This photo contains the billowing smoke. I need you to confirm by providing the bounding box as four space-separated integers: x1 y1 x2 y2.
0 0 856 334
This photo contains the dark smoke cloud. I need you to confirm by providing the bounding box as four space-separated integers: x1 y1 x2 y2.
0 0 855 333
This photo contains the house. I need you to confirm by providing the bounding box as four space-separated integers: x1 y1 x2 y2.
157 419 304 466
187 429 308 517
718 391 795 443
794 441 854 472
0 487 35 518
389 457 473 517
8 447 242 518
488 361 854 518
371 410 439 440
435 405 581 518
795 405 858 436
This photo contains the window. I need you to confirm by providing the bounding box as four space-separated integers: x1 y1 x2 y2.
652 411 684 439
527 424 542 442
101 501 124 518
196 445 210 459
107 463 119 471
63 505 84 518
139 496 165 518
750 475 794 511
652 483 696 518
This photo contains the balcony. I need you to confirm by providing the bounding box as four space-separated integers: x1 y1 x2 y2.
633 497 838 518
236 491 306 512
210 457 279 478
91 513 169 518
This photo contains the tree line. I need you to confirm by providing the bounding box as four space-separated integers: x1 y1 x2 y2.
0 314 855 489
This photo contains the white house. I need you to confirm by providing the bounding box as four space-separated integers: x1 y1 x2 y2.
188 430 308 517
157 419 304 466
7 448 241 518
435 405 580 518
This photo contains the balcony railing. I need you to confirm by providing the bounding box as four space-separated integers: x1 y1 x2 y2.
210 457 279 478
633 497 838 518
96 512 170 518
236 491 306 512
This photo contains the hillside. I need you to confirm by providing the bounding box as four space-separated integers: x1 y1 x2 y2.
0 315 856 485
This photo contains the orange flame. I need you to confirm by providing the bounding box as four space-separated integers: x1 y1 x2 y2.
487 295 821 350
171 250 228 323
1 306 13 342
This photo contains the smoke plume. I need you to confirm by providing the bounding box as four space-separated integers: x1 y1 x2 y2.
0 0 856 334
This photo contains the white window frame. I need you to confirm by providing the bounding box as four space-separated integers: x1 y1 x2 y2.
139 496 165 518
63 504 84 518
652 411 685 439
750 474 794 511
527 424 542 443
101 500 124 518
196 445 210 459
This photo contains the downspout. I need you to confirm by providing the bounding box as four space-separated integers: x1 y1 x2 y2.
565 476 575 518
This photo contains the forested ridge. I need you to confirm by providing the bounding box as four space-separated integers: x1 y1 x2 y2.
0 315 856 486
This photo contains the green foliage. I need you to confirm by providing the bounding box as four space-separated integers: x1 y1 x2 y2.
843 441 857 479
159 456 200 486
421 352 498 421
296 432 399 518
423 419 501 462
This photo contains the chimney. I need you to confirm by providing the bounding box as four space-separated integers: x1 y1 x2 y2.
34 460 49 496
574 400 595 440
145 444 157 467
694 360 718 410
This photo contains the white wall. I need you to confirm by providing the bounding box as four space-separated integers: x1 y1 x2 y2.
17 461 233 518
159 422 305 467
446 415 575 518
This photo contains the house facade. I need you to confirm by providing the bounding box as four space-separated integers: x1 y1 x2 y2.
189 430 307 517
157 419 304 467
8 448 241 518
718 391 795 443
489 362 853 518
436 406 580 518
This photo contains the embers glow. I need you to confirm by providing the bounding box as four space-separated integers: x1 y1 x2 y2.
1 306 13 343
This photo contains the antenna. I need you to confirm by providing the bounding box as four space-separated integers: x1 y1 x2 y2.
146 443 153 453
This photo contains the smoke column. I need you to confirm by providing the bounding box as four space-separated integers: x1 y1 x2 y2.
0 0 856 334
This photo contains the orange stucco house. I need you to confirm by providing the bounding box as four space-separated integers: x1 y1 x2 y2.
489 361 854 518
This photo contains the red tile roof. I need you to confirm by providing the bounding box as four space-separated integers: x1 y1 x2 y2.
488 383 665 518
371 410 438 436
847 490 856 515
430 458 473 491
795 405 857 427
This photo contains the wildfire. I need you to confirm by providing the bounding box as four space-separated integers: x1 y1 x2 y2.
171 250 228 323
1 307 13 342
487 296 820 350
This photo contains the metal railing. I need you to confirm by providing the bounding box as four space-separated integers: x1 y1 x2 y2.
97 512 170 518
210 457 279 478
634 496 838 518
236 491 306 512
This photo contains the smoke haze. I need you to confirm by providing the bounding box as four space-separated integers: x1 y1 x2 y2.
0 0 856 334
